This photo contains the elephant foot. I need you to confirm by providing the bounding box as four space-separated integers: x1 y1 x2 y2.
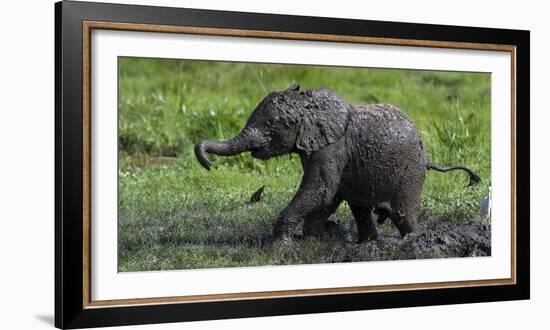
280 234 294 245
357 230 379 243
272 232 294 246
350 204 379 244
356 213 379 243
390 212 416 238
273 222 295 245
357 222 378 243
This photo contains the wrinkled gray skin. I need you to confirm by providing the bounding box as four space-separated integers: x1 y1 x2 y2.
195 84 480 243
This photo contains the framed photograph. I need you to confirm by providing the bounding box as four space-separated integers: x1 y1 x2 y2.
55 1 530 328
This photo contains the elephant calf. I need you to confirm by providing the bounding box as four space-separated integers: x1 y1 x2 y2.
195 84 480 243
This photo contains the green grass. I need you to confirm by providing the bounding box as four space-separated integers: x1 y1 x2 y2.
118 57 491 272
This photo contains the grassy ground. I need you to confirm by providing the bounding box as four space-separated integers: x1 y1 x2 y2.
118 57 491 272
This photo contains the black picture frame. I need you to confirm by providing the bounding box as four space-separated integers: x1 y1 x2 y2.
55 1 530 328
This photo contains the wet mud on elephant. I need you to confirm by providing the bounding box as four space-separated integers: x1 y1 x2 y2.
195 84 480 244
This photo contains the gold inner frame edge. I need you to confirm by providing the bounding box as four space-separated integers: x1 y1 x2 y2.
81 20 517 308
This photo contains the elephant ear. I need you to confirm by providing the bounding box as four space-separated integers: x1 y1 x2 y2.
296 89 351 154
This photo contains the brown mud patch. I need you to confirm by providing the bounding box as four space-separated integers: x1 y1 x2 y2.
316 215 491 262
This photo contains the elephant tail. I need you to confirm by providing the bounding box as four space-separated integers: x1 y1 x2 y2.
427 160 481 187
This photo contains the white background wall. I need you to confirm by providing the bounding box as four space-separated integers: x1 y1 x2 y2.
0 0 546 329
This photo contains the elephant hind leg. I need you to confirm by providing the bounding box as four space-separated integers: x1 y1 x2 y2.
389 195 420 238
389 211 415 238
303 197 343 237
349 204 378 243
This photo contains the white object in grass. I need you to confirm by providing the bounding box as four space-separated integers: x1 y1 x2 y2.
480 187 492 219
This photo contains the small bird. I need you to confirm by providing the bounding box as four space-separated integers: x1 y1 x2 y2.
480 187 492 219
249 185 265 204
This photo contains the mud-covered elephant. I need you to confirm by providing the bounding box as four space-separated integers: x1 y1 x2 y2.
195 84 480 243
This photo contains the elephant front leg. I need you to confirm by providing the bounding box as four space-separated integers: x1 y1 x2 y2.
273 161 341 243
272 207 303 244
273 193 331 244
349 204 378 242
302 197 342 238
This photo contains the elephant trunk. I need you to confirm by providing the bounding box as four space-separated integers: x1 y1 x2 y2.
194 130 254 170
